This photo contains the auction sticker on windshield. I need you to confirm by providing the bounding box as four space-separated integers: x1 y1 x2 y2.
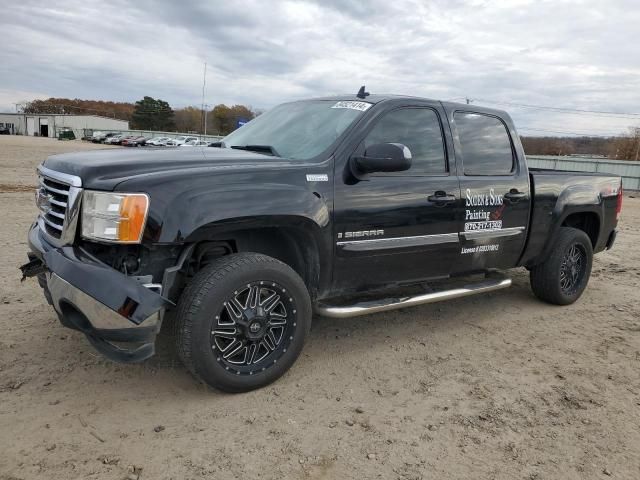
331 101 372 111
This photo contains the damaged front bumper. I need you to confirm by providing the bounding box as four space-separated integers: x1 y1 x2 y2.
22 223 171 363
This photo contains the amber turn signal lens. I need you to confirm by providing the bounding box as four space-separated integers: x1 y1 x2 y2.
118 194 149 242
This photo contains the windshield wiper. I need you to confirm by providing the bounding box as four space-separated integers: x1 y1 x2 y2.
230 144 281 157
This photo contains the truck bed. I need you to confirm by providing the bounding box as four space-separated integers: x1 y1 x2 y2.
519 170 621 267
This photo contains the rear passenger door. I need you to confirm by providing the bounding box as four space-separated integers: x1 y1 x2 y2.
449 110 530 273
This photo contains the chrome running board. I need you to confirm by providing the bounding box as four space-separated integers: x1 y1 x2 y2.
315 274 511 319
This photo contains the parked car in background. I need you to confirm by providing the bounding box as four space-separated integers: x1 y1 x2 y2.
132 136 150 147
104 134 124 145
92 132 117 144
91 131 105 143
121 136 148 147
166 135 198 146
146 136 172 146
117 135 135 146
179 140 209 147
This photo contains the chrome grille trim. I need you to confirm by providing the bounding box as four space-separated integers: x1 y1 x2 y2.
49 198 67 207
38 165 82 187
36 165 82 247
38 179 70 196
42 215 64 231
47 210 65 220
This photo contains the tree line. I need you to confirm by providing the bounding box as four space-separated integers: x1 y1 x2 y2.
21 97 257 136
521 128 640 160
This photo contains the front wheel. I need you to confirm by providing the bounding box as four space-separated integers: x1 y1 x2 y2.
175 253 312 392
530 227 593 305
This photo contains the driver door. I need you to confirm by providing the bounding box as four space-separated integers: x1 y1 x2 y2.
332 102 462 293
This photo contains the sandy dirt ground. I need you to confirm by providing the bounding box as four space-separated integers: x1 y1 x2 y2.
0 135 639 480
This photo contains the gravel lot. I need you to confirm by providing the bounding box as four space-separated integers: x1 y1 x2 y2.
1 135 639 480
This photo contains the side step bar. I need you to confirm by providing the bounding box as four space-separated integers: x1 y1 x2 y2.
315 274 511 319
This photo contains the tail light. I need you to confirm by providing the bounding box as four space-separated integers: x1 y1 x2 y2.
616 182 623 220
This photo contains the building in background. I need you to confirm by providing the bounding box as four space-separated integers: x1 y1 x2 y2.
0 113 129 138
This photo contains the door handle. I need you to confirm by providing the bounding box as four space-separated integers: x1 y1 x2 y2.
504 189 526 203
427 191 456 206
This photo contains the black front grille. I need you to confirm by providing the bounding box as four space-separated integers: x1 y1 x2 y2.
39 176 71 238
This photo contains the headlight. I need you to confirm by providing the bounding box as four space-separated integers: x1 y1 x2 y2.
81 191 149 243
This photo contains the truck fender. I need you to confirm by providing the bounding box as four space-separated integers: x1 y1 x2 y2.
150 184 331 244
539 182 603 261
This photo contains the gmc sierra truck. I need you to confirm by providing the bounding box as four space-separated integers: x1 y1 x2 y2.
21 89 622 392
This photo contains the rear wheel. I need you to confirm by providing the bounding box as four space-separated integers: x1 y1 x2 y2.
175 253 311 392
530 227 593 305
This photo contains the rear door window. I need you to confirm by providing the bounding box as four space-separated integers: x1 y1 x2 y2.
454 112 514 175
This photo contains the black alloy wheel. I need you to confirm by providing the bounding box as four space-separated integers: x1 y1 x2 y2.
559 243 587 296
175 253 311 392
211 281 298 376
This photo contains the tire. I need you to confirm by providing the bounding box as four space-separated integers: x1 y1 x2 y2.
175 253 312 392
530 227 593 305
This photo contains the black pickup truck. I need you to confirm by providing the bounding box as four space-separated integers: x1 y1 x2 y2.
22 90 622 392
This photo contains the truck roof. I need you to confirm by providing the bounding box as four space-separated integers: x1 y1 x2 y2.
307 94 509 118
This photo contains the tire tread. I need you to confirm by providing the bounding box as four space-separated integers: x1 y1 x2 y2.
530 227 593 305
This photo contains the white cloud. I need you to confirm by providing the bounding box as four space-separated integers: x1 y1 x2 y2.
0 88 50 112
1 0 638 135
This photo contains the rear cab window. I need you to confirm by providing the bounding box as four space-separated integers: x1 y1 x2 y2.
454 112 514 175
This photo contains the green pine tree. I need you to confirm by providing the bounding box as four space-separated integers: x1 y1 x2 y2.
131 96 175 131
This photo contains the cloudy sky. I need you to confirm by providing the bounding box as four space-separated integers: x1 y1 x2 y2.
1 0 639 136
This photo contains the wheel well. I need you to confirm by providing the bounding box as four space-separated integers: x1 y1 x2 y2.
562 212 599 247
191 227 321 299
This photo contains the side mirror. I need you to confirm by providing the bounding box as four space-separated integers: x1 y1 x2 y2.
352 143 412 174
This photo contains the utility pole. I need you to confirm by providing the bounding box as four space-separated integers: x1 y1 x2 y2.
203 103 209 138
201 62 207 139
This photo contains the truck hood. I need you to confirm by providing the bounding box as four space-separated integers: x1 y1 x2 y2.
42 147 305 190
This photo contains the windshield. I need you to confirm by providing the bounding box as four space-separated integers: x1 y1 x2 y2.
221 100 370 160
